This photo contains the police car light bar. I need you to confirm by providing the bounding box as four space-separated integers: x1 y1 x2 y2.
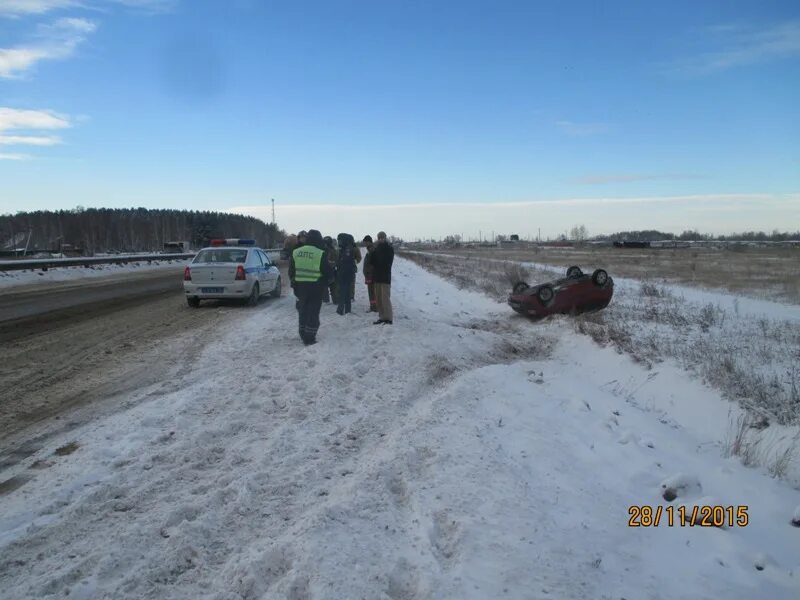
209 238 255 247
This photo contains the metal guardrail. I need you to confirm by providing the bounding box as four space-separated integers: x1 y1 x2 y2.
0 248 284 272
0 253 195 272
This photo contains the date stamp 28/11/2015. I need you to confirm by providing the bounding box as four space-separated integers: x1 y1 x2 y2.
628 505 749 528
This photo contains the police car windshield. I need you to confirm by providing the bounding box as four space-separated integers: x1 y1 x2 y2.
194 249 248 263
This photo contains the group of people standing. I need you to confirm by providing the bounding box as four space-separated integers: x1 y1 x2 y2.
287 229 394 345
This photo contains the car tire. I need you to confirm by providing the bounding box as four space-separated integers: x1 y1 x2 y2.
271 276 282 298
592 269 609 286
187 297 200 308
537 284 555 304
566 265 583 279
247 282 260 306
512 281 530 294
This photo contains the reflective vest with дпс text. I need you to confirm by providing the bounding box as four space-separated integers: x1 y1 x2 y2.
292 246 324 282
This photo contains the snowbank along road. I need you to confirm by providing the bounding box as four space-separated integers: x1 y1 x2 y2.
0 258 798 599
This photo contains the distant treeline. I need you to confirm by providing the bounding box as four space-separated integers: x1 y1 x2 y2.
0 207 286 254
595 229 800 242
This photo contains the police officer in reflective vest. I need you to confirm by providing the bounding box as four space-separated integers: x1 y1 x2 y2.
289 229 331 345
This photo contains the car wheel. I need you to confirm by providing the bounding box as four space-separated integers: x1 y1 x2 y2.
512 281 530 294
271 276 282 298
247 282 260 306
537 284 555 304
566 265 583 279
187 297 200 308
592 269 609 286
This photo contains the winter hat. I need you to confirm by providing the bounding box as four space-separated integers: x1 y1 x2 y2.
306 229 324 248
362 235 373 243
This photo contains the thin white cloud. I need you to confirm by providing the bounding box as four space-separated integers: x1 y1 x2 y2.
0 47 50 76
0 134 62 145
0 152 33 160
555 120 610 136
0 107 71 130
112 0 177 14
574 173 705 185
0 107 71 154
227 193 799 240
0 16 97 78
0 1 77 17
0 0 177 17
234 193 782 212
679 20 800 73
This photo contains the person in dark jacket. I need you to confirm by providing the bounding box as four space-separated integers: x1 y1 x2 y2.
322 236 338 303
335 233 357 315
362 235 377 312
289 229 330 345
370 231 394 324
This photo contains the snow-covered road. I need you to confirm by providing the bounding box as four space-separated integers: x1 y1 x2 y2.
1 259 798 599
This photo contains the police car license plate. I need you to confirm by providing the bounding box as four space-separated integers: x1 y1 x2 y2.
201 287 223 293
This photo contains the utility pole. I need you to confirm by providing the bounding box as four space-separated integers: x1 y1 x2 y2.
267 198 276 248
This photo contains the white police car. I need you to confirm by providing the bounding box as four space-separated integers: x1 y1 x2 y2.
183 239 281 307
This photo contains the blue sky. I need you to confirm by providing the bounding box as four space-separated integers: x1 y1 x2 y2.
1 0 798 238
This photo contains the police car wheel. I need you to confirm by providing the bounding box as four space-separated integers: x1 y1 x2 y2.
247 282 260 306
187 297 200 308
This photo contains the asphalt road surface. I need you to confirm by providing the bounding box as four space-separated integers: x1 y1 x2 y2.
0 264 286 468
0 269 183 342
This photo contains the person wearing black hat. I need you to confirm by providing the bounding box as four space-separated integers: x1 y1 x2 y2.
335 233 357 315
289 229 331 345
362 235 377 312
322 236 338 303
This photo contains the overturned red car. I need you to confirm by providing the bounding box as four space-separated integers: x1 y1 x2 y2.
508 266 613 319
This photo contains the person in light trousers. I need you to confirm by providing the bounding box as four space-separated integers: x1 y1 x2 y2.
370 231 394 324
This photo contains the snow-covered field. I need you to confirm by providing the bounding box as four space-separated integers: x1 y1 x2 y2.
0 258 190 289
1 259 799 599
406 251 800 429
516 257 800 323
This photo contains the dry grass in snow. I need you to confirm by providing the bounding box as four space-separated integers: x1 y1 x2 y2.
402 250 800 481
